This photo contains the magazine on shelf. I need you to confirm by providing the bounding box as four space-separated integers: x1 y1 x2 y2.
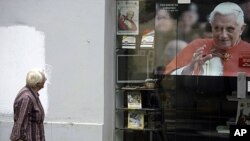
117 1 139 35
236 99 250 125
128 111 144 129
122 36 136 49
216 125 229 134
140 30 155 48
127 91 142 109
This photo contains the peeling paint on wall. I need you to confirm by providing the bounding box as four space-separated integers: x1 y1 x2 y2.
0 25 48 114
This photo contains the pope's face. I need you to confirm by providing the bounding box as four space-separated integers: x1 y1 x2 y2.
211 13 244 50
127 11 134 20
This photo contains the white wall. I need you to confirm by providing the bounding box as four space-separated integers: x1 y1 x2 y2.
0 0 115 141
0 25 48 114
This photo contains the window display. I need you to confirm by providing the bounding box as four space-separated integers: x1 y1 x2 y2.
116 55 148 83
115 0 250 141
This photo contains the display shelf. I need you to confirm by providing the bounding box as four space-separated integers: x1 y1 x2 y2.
115 82 164 141
226 95 250 101
165 130 229 138
116 107 162 111
116 127 162 131
121 87 156 91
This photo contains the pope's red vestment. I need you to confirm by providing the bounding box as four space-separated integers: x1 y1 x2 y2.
164 39 250 76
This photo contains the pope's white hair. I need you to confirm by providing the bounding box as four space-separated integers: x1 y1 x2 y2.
209 2 245 26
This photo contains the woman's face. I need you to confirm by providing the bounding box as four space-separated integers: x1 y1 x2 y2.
155 9 173 33
180 11 198 26
211 13 244 50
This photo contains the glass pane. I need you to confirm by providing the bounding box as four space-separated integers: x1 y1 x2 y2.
115 0 250 141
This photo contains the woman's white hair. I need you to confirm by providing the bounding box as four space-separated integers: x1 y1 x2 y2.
209 2 245 26
26 68 46 87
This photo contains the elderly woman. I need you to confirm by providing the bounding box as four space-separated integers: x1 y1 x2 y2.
164 2 250 76
10 68 46 141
